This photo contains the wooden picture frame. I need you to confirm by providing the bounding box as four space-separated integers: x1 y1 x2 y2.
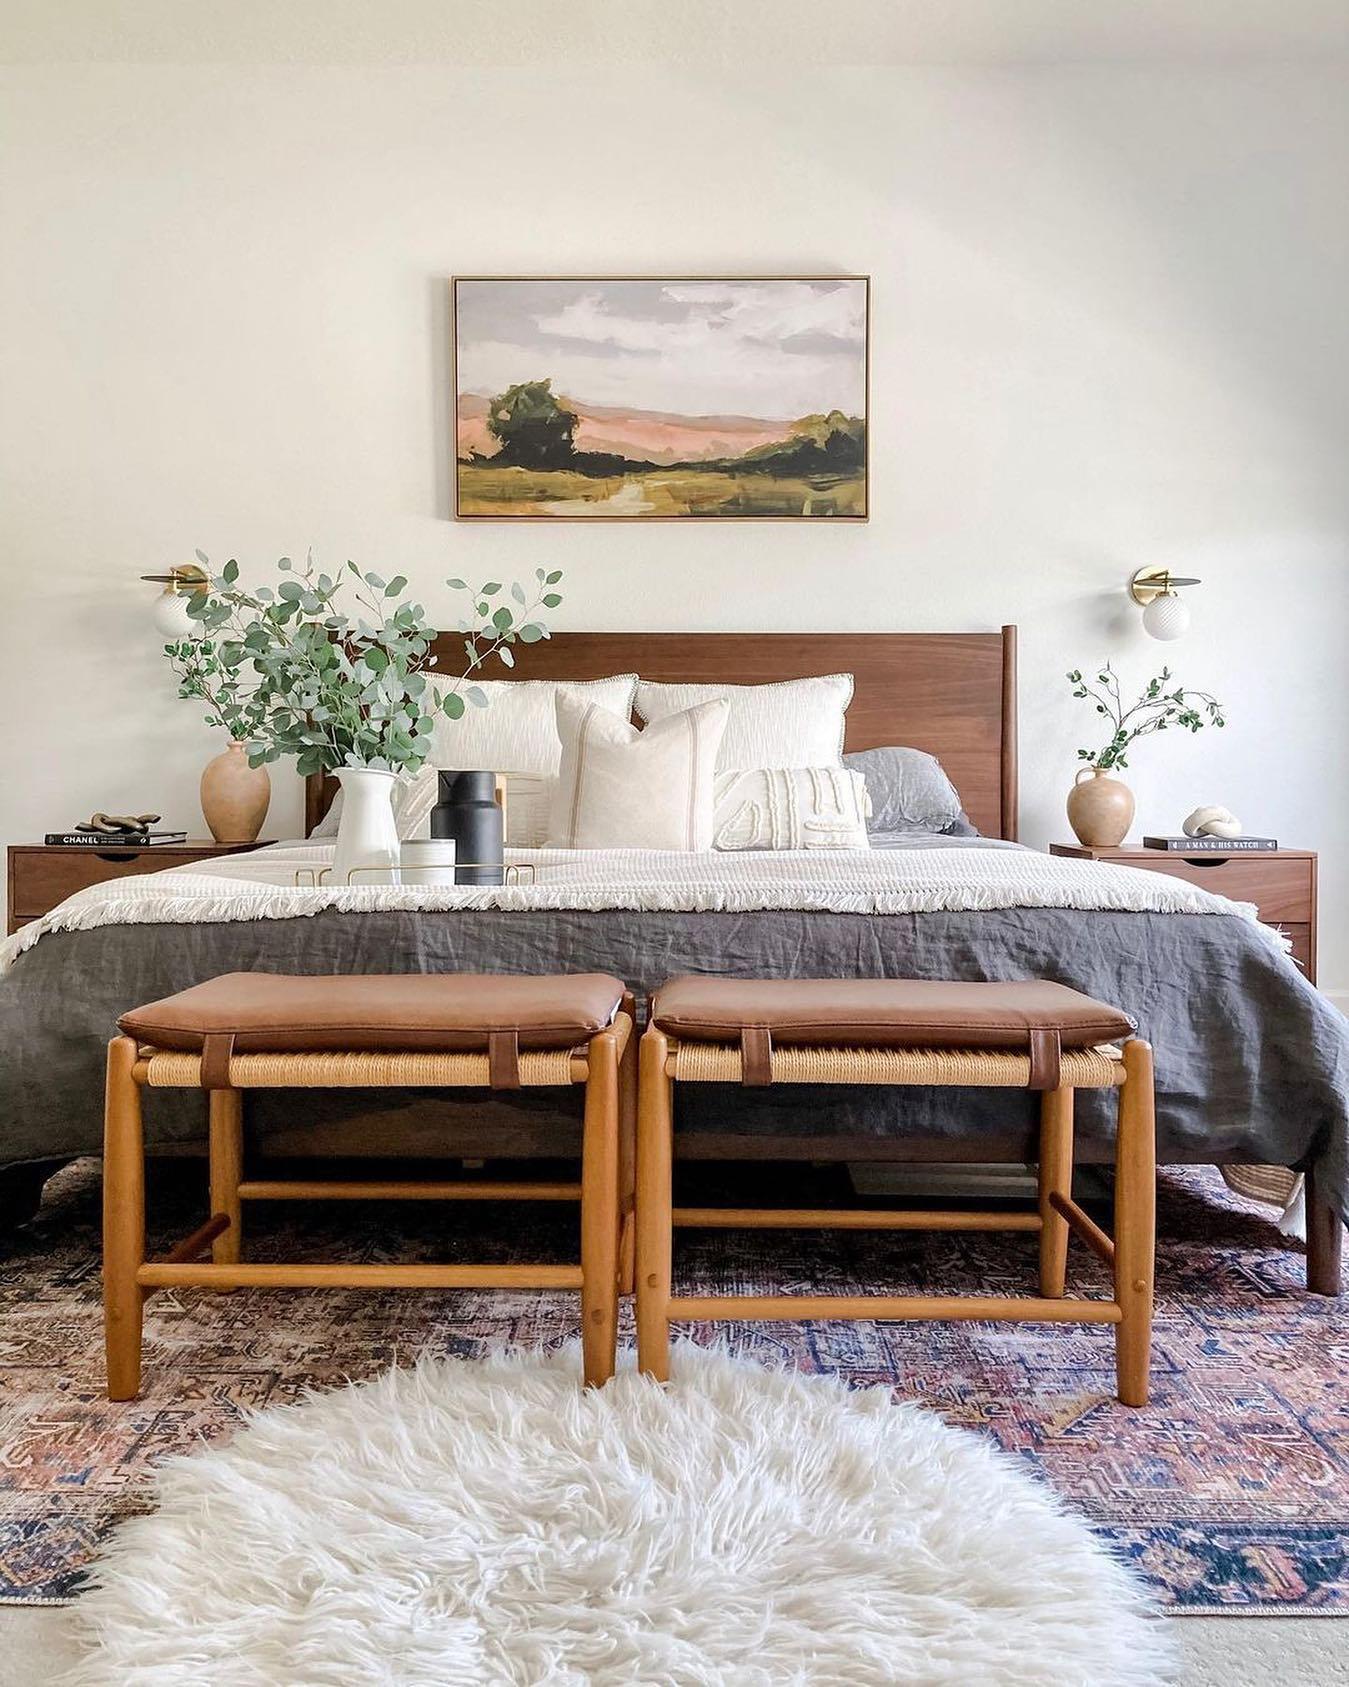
453 276 870 521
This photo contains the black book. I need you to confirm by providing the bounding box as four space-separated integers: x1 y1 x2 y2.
45 831 188 847
1141 835 1277 853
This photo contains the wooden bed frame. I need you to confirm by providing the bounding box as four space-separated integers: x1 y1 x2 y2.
296 624 1342 1295
305 627 1019 841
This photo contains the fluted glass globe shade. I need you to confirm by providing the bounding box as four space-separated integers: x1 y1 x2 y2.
1141 592 1190 641
152 589 199 640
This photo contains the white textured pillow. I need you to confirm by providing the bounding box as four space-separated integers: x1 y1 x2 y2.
634 673 853 773
423 673 637 844
713 767 871 851
549 694 729 850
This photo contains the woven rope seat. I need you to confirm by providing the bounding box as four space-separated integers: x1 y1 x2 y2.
672 1042 1123 1088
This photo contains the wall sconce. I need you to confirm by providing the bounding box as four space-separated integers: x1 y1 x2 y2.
141 564 208 639
1129 567 1201 642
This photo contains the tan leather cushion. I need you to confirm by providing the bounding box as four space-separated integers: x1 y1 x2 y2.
119 972 626 1054
651 976 1134 1048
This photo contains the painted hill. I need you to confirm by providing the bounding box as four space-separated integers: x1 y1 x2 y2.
457 393 794 466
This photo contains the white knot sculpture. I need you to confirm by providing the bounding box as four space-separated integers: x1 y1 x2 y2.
1183 805 1243 839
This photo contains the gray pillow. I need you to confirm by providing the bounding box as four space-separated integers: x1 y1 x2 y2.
843 746 966 834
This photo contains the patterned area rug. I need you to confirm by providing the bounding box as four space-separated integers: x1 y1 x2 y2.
0 1158 1344 1613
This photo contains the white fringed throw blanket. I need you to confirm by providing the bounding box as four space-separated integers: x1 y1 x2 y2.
0 840 1281 976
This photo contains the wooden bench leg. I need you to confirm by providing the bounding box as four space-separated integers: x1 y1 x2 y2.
617 1021 638 1297
1114 1039 1156 1407
636 1027 673 1382
209 1089 243 1288
104 1037 146 1402
1038 1086 1074 1297
580 1029 620 1387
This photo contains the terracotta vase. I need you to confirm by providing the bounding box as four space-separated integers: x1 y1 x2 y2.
1066 766 1135 849
200 740 271 844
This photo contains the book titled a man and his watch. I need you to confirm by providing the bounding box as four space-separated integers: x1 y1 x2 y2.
1140 834 1278 853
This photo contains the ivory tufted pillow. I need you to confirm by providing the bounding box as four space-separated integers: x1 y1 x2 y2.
713 767 871 851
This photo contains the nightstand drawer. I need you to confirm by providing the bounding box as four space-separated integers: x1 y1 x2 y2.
10 850 205 918
1117 855 1314 923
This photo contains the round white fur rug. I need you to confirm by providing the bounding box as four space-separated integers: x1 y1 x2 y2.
66 1345 1174 1686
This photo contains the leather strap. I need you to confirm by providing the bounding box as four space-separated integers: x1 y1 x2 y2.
199 1031 236 1090
1027 1027 1061 1091
740 1026 773 1087
488 1029 521 1090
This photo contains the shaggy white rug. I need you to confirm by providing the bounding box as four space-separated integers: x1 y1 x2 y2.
65 1346 1174 1686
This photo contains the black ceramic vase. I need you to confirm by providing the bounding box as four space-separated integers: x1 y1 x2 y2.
430 771 505 886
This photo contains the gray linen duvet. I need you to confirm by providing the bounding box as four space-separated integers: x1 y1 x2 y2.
1 835 1345 1218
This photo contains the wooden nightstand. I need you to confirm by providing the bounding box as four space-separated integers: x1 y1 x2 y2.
1048 843 1318 982
6 841 270 935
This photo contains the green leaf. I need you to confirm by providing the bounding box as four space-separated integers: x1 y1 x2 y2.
541 593 562 608
481 582 502 596
492 606 513 631
466 686 487 707
511 582 526 605
517 623 545 643
546 569 562 584
385 576 407 597
446 577 467 590
194 548 210 564
222 559 239 585
443 690 466 719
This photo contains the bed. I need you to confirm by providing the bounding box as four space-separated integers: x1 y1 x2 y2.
1 628 1345 1291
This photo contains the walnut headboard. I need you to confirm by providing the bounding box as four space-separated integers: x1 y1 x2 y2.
305 627 1018 841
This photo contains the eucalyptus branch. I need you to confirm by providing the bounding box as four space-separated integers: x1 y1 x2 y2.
1066 662 1225 772
164 553 564 777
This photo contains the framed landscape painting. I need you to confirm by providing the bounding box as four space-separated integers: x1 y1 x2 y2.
453 276 868 519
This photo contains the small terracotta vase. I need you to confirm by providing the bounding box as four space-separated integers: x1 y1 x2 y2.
200 740 271 844
1066 766 1135 849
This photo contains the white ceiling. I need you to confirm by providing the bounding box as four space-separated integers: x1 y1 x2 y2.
4 0 1348 66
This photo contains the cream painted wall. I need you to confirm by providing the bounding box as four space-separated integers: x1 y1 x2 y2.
2 62 1347 985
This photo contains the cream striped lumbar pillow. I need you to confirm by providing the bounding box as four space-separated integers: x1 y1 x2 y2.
549 693 729 850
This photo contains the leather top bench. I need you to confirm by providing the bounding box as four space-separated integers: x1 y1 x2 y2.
636 973 1156 1405
119 972 628 1090
650 977 1135 1091
104 969 635 1398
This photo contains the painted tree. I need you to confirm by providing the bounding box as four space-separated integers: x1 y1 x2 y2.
486 379 579 470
